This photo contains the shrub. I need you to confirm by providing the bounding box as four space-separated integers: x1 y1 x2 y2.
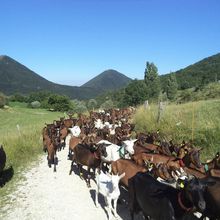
47 94 71 112
87 99 97 110
75 102 87 113
9 93 27 102
30 101 41 108
101 99 114 109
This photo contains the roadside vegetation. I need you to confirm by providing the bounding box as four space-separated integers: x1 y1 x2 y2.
134 99 220 160
0 102 64 168
0 102 63 199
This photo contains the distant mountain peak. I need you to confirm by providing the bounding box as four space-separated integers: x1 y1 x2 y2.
81 69 132 91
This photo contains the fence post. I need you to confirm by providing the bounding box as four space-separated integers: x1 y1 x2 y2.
157 101 164 123
144 100 149 110
16 124 21 136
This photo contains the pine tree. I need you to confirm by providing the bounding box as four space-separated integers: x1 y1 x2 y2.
144 62 161 100
166 73 178 100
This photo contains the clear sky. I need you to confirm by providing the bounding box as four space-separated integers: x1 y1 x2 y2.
0 0 220 86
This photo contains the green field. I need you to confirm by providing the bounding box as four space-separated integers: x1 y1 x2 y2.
0 102 64 169
134 99 220 160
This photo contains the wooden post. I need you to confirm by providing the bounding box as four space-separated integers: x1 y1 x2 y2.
16 124 21 136
157 101 164 123
144 100 149 110
191 102 195 141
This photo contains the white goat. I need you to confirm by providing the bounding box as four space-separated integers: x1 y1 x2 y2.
122 139 138 156
68 126 81 137
97 140 121 162
95 170 125 219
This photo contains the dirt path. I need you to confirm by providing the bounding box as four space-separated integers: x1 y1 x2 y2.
0 136 139 220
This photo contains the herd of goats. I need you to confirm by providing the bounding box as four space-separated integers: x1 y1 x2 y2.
1 107 219 220
42 107 220 220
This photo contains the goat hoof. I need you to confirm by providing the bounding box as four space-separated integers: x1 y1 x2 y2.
114 214 119 219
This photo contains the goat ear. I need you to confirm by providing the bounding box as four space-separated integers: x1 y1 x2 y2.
171 171 178 181
132 139 138 143
180 167 185 174
119 172 125 179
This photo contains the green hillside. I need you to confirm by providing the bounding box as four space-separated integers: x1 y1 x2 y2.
160 53 220 90
0 56 130 100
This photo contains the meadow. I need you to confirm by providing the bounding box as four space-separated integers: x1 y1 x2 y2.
134 99 220 160
0 102 63 200
0 102 64 168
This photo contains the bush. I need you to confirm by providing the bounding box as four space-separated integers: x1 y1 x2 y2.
47 94 71 112
75 102 87 113
30 101 41 108
9 93 27 102
101 99 114 109
87 99 97 110
27 91 52 103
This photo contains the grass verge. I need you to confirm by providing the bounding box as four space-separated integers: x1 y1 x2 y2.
133 99 220 160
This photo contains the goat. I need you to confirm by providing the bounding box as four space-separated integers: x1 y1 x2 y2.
95 170 125 219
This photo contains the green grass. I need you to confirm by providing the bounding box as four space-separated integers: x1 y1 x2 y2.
0 102 64 201
134 99 220 160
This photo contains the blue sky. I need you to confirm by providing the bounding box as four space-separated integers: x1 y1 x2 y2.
0 0 220 86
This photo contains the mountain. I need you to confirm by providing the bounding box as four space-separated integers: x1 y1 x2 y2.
81 69 132 91
160 53 220 90
0 56 131 99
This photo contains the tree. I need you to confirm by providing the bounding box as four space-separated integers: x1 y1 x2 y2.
30 101 41 108
101 99 114 109
47 94 71 111
165 73 178 100
75 101 87 113
144 62 161 100
27 91 52 103
10 93 27 102
123 80 148 106
87 99 97 110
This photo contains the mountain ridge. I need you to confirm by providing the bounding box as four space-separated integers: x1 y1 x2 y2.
160 52 220 90
0 56 132 99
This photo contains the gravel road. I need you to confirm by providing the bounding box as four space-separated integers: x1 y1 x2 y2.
0 136 138 220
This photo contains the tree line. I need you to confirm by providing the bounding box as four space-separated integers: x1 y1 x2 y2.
1 60 220 111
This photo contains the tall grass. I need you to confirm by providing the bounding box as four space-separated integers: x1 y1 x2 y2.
134 99 220 160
